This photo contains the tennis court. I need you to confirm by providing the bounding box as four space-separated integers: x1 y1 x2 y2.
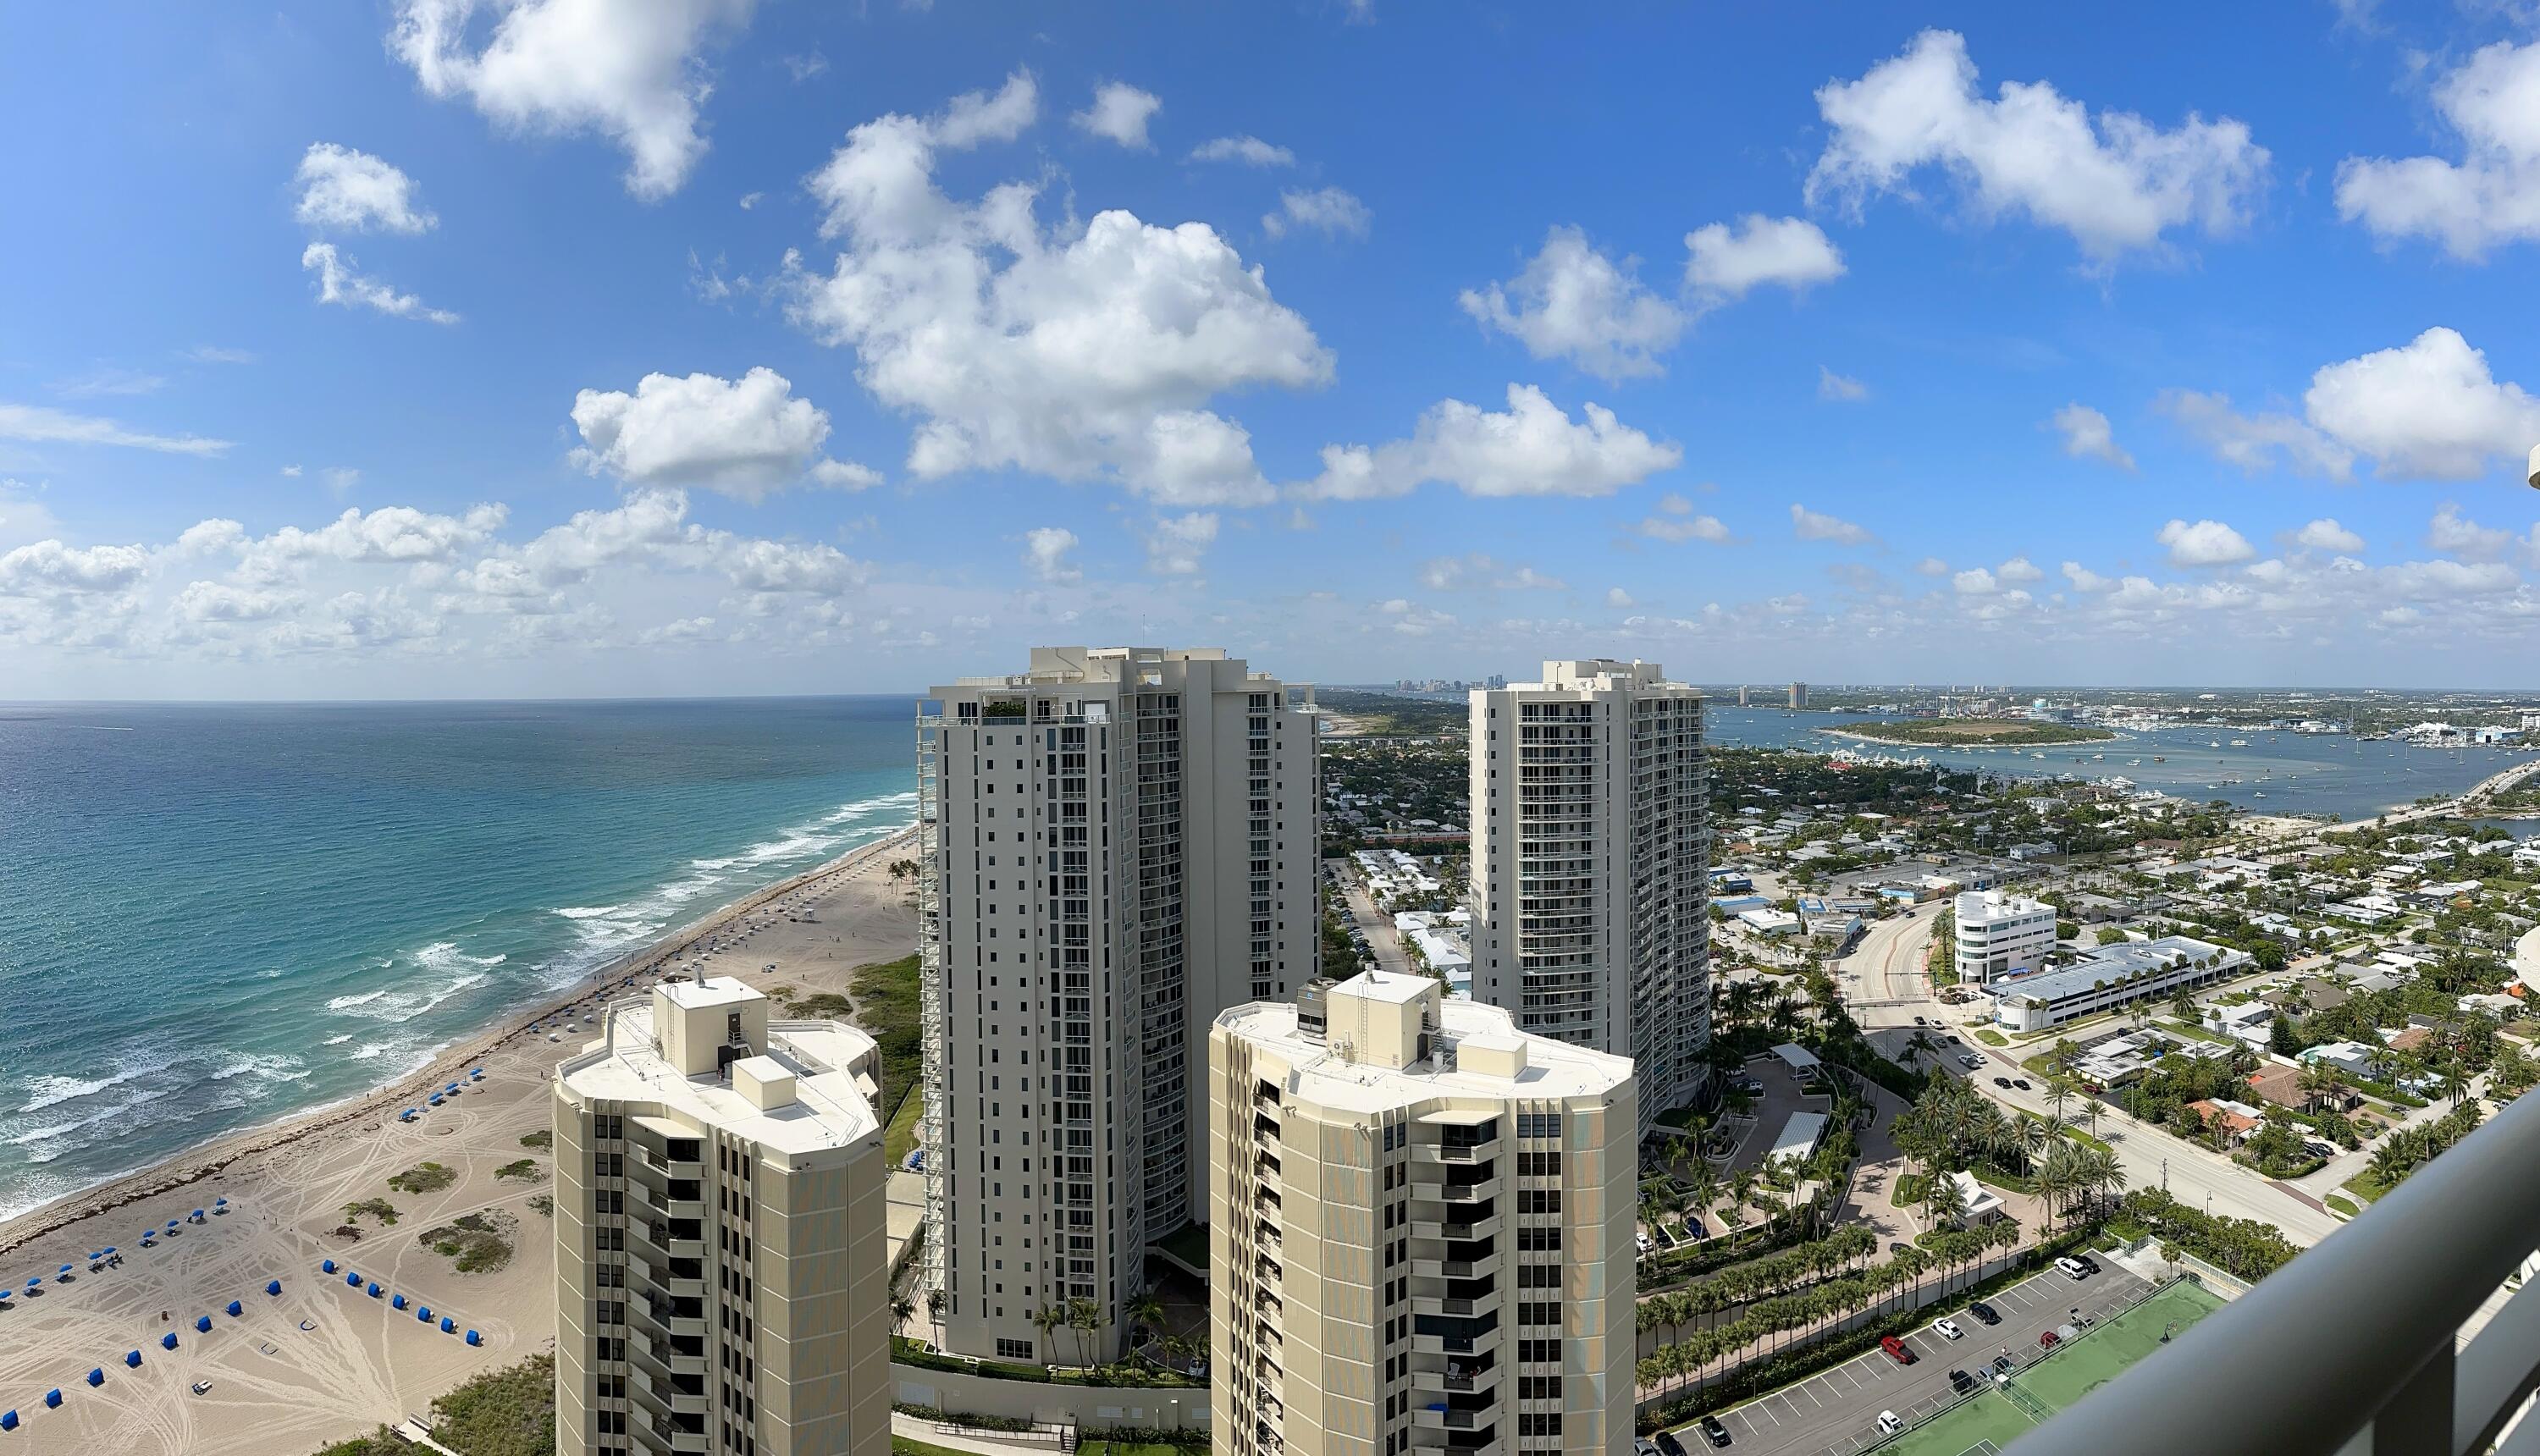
1871 1279 2227 1456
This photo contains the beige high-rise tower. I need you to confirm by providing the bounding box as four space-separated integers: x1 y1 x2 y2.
553 976 891 1456
1210 973 1638 1456
917 647 1322 1365
1470 660 1709 1134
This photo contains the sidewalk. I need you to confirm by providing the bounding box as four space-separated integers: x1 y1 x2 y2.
890 1412 1074 1455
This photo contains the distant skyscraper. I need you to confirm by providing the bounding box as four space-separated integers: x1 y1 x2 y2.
918 647 1321 1364
554 977 892 1456
1210 972 1637 1456
1737 683 1751 708
1469 660 1709 1133
1789 681 1808 709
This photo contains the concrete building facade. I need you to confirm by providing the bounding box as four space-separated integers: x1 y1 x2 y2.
1953 889 2058 984
918 647 1321 1365
554 976 892 1456
1210 973 1637 1456
1469 660 1709 1133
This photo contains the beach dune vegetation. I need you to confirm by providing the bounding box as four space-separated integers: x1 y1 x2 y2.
389 1161 459 1194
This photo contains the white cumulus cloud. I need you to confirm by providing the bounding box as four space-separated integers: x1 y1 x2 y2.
1262 186 1369 240
2336 40 2540 259
1189 135 1293 168
1807 29 2268 266
2290 518 2366 554
1683 214 1846 303
1458 227 1687 383
1023 527 1080 582
1638 492 1731 544
568 367 873 500
1791 503 1875 545
2051 402 2134 470
294 143 438 234
389 0 755 201
1818 367 1869 402
301 243 461 324
2301 327 2540 482
1072 81 1160 150
2155 389 2353 479
790 74 1328 505
2157 517 2255 566
1296 384 1679 500
0 403 230 456
1141 511 1218 575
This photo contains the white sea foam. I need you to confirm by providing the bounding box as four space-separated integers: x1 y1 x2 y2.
17 1066 147 1115
322 1033 353 1046
554 905 621 919
325 989 392 1012
210 1052 309 1084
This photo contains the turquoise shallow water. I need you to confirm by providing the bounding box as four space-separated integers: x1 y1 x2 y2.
1703 708 2534 822
0 698 914 1223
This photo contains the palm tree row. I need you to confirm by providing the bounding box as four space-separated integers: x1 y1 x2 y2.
1632 1222 2021 1399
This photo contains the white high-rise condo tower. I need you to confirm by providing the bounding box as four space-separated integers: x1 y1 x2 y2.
554 976 892 1456
1470 659 1709 1136
1211 972 1638 1456
917 647 1322 1365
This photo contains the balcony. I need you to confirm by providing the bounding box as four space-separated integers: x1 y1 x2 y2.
1412 1212 1500 1243
2009 1086 2540 1455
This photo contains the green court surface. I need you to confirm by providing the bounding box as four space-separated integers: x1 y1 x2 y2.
1878 1280 2227 1455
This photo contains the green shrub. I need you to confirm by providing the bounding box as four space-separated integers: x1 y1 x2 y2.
389 1161 458 1194
494 1159 543 1182
342 1197 400 1227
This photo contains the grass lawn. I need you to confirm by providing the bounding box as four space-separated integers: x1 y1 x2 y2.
1975 1029 2009 1046
892 1441 974 1456
1890 1173 1928 1208
2062 1127 2113 1155
2160 1018 2230 1044
2342 1169 2395 1205
881 1084 922 1168
2325 1194 2361 1217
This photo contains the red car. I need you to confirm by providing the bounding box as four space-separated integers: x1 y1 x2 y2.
2039 1330 2062 1348
1880 1335 1915 1365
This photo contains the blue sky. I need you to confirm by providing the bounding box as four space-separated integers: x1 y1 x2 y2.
5 0 2540 697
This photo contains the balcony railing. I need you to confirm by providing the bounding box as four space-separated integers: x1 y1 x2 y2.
2007 1085 2540 1455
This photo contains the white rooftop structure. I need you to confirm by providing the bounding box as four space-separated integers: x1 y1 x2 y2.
562 975 882 1156
1765 1111 1830 1167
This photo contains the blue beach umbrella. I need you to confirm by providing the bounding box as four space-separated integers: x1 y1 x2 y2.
439 1316 455 1333
85 1370 102 1387
392 1293 407 1310
416 1305 432 1322
195 1315 211 1333
367 1282 382 1298
321 1260 336 1274
265 1280 282 1296
124 1350 141 1368
1 1409 15 1431
228 1299 244 1316
43 1390 60 1409
465 1329 482 1347
346 1271 362 1287
160 1332 177 1350
58 1265 70 1276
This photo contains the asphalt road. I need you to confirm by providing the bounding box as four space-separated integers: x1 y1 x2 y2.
1663 1262 2152 1456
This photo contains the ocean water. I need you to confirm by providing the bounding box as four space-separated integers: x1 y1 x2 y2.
1705 709 2533 823
0 698 916 1224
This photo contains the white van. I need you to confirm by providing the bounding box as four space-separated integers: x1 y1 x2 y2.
1876 1411 1902 1435
2055 1255 2090 1279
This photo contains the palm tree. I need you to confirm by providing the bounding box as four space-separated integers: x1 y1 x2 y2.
1065 1296 1108 1369
1031 1304 1065 1366
890 1292 917 1341
1928 1170 1970 1230
1126 1288 1166 1354
925 1288 947 1351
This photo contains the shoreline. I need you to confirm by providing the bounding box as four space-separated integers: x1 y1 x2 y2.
1814 725 2128 752
0 820 919 1258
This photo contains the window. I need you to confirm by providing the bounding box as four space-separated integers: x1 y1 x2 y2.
996 1338 1035 1361
1519 1375 1563 1400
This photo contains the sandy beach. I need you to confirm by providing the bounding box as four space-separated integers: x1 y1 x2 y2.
0 823 921 1456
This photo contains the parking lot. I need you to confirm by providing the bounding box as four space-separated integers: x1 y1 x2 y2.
1659 1260 2153 1455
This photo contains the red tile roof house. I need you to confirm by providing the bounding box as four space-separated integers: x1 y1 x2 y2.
2246 1065 2327 1113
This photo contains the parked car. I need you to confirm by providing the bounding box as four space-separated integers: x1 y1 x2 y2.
1698 1415 1732 1448
1992 1353 2015 1374
1934 1317 1963 1340
1968 1300 2001 1326
2074 1255 2101 1275
1942 1034 1961 1044
2013 1078 2033 1090
1992 1076 2013 1088
1637 1441 1662 1456
1948 1368 1976 1393
2055 1255 2090 1279
1880 1335 1915 1365
1913 1015 1928 1025
1876 1411 1903 1436
1655 1431 1690 1456
1960 1052 1985 1069
2040 1329 2062 1348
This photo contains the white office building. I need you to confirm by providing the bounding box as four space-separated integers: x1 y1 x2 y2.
1991 937 2251 1033
1210 973 1637 1456
1470 660 1709 1135
917 647 1322 1365
1954 889 2058 984
554 977 892 1456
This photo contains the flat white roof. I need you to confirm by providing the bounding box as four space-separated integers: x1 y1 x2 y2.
659 974 759 1010
1767 1111 1830 1162
1770 1042 1822 1072
560 1000 881 1157
1216 997 1631 1111
1337 969 1435 1006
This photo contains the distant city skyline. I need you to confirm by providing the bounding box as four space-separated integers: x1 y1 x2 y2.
7 3 2540 698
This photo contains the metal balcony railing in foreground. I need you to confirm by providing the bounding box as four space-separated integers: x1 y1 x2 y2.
2012 1084 2540 1456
